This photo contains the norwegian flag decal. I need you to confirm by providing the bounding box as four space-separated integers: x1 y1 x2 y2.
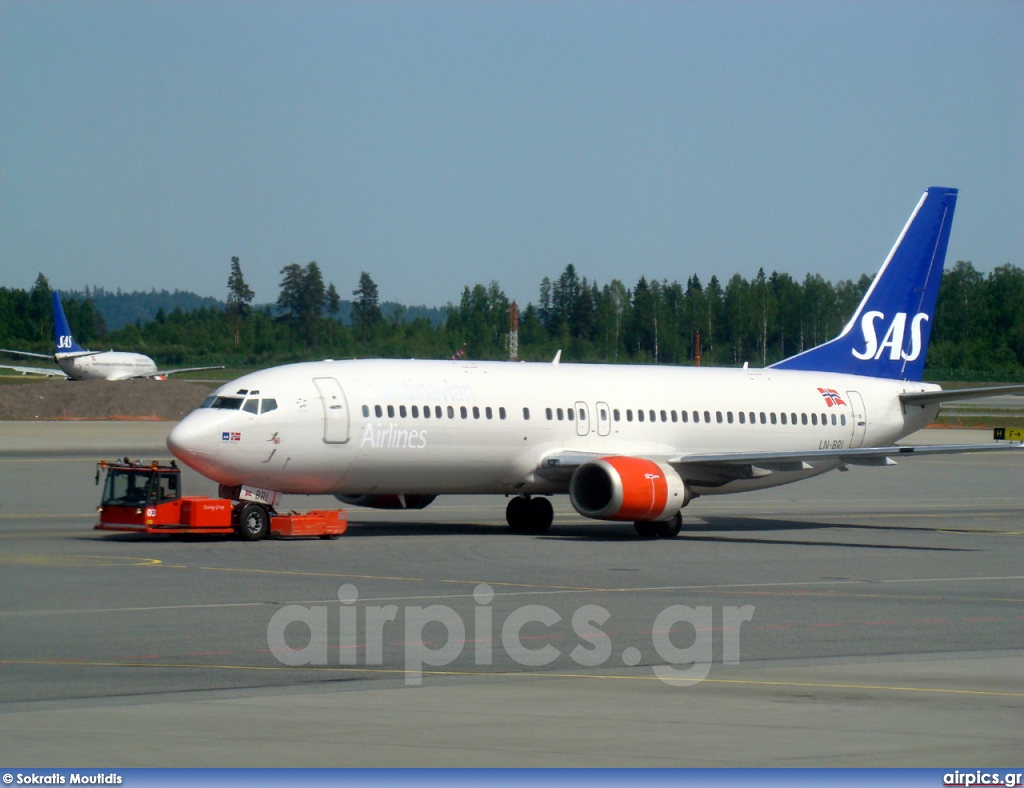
221 431 242 442
817 388 846 408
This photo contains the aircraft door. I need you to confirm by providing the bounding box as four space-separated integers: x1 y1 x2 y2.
575 401 590 437
846 390 867 448
596 401 611 436
313 377 350 444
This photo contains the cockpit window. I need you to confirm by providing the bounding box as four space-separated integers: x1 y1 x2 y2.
211 396 244 410
242 399 259 414
260 399 278 414
200 395 216 408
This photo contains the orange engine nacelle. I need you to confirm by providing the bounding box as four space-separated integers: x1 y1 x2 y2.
569 456 691 522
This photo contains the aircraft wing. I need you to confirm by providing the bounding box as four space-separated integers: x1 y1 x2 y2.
0 363 68 378
900 384 1024 406
536 441 1024 486
135 365 226 379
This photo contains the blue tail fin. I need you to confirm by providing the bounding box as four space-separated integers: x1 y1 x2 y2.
771 186 957 381
52 291 85 354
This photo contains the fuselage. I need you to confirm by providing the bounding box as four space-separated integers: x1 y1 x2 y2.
56 351 159 381
167 358 941 499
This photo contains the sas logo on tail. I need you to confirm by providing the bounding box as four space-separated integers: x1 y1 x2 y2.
852 311 928 362
57 335 74 349
221 432 241 442
817 388 846 408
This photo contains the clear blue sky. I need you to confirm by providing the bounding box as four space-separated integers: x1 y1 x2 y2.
1 1 1020 309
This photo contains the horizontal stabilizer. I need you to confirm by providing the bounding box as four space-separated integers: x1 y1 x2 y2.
899 384 1024 406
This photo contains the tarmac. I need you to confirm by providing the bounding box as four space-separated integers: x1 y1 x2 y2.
0 421 1021 766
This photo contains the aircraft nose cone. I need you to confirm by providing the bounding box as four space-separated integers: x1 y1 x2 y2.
167 418 212 469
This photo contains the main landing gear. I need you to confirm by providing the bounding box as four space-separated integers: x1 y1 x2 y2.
506 496 554 533
634 512 683 539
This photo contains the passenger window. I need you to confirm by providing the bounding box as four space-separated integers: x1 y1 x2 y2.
626 410 634 422
436 406 443 418
831 413 837 426
660 410 667 422
791 413 797 425
727 412 734 424
411 405 419 418
693 411 700 423
423 406 430 419
557 408 564 421
447 406 455 419
681 410 688 423
486 407 493 419
739 412 745 424
613 409 621 421
523 407 530 420
601 408 608 421
400 405 407 418
375 405 383 418
671 410 677 423
759 412 766 424
387 405 395 418
362 405 370 417
811 413 818 425
546 408 553 420
821 413 827 427
473 406 480 419
841 414 847 426
780 413 787 425
749 412 756 424
704 410 711 423
649 410 656 422
770 412 777 425
638 410 645 423
460 406 468 419
802 413 808 425
499 407 506 420
567 408 574 421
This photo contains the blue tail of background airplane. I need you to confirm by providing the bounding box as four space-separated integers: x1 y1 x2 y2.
771 186 957 381
52 291 86 355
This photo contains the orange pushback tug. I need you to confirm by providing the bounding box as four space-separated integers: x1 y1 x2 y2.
93 459 347 540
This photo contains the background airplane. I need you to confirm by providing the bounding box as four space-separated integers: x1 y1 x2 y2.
0 291 223 381
167 187 1024 539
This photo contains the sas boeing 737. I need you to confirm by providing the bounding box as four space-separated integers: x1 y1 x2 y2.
167 187 1023 539
1 291 223 381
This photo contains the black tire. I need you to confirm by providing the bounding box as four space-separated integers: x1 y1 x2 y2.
634 521 658 539
527 497 554 532
656 512 683 539
236 503 270 541
506 497 530 532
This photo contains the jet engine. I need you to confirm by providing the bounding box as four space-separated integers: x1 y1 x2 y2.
569 456 690 521
335 494 436 510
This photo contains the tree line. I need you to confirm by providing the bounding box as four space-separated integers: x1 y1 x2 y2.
1 259 1022 380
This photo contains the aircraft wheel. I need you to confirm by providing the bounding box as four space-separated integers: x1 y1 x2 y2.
527 497 554 532
236 503 270 541
656 512 683 539
506 497 530 532
634 521 658 539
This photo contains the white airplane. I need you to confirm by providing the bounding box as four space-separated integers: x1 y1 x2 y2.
168 187 1024 539
0 291 223 381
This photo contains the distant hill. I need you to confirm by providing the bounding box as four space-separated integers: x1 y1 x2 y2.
64 288 448 330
